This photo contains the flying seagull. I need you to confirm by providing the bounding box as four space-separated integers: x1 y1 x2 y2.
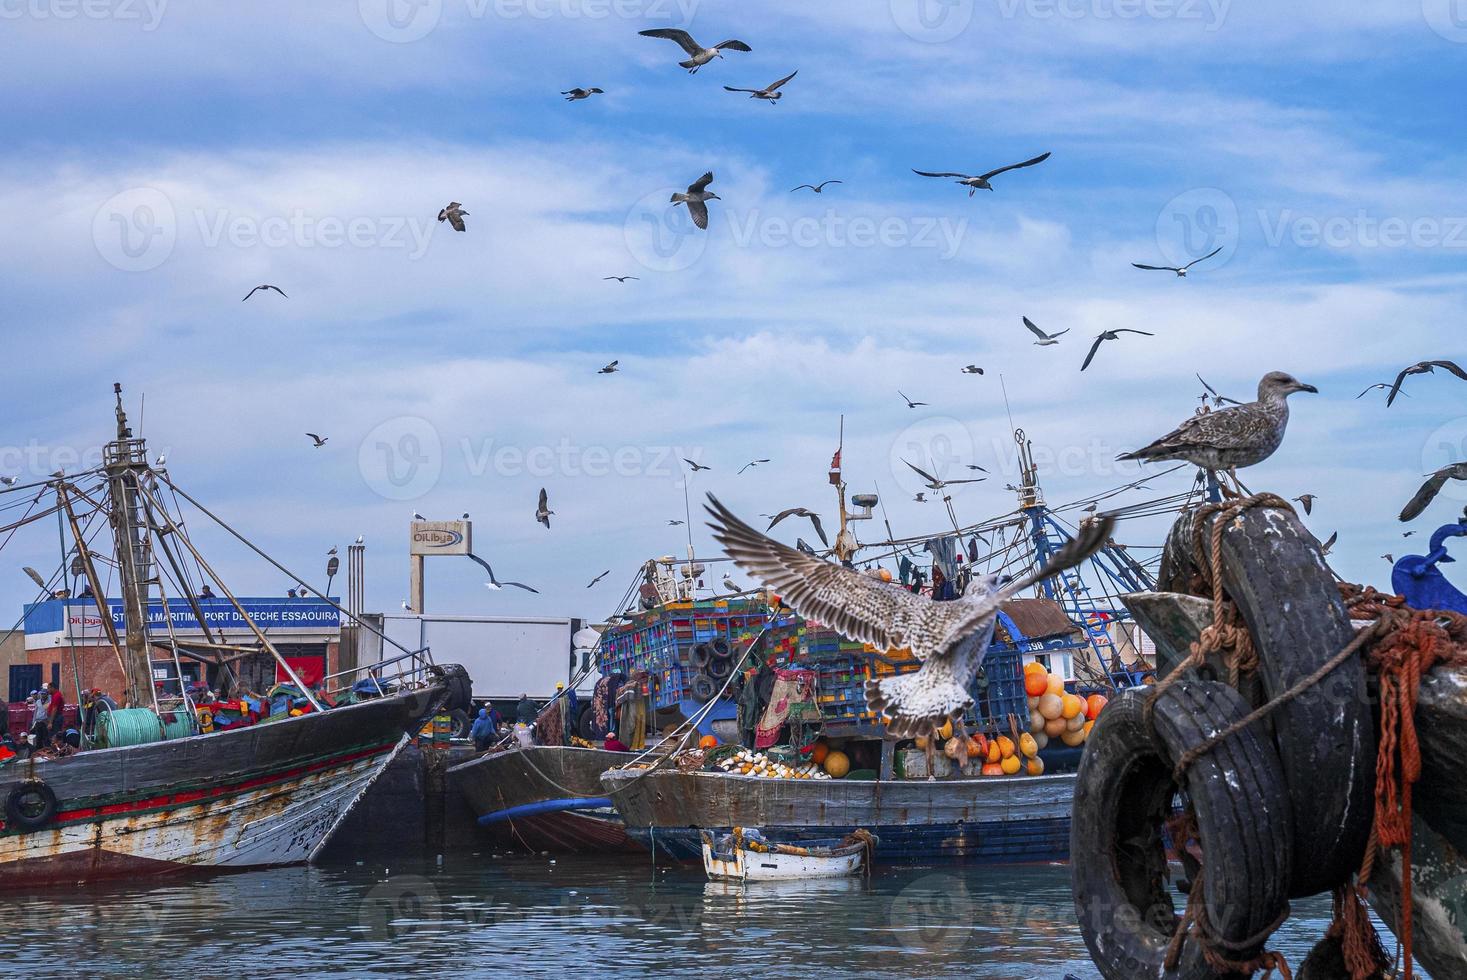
912 152 1051 196
667 519 685 526
960 365 984 375
1399 462 1467 522
706 493 1115 736
1118 372 1318 487
603 276 639 283
739 459 770 474
683 458 710 472
904 460 984 492
965 464 988 472
1385 360 1467 406
723 69 797 103
438 202 468 232
535 488 553 528
468 553 539 594
1293 493 1316 515
598 360 619 374
1081 329 1154 371
670 172 719 231
1197 375 1244 407
307 433 327 448
791 180 842 194
561 87 604 101
586 570 611 588
898 390 928 409
1131 245 1223 278
242 284 287 302
1023 316 1068 346
913 492 927 503
1357 382 1408 399
1320 531 1337 556
638 28 751 73
767 507 828 547
1382 554 1395 564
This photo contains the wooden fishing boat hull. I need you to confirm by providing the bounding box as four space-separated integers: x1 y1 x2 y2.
0 686 442 886
602 767 1075 864
448 746 643 854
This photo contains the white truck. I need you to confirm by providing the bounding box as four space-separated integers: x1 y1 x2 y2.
368 613 600 736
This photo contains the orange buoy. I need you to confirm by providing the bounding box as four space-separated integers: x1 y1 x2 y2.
1000 754 1022 775
1085 694 1108 720
811 741 830 764
823 750 850 778
996 735 1016 759
699 734 719 750
981 762 1004 776
1026 756 1045 776
1045 673 1065 697
1061 694 1084 720
1024 671 1048 697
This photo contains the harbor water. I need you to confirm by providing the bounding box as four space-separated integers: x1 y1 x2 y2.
0 855 1414 979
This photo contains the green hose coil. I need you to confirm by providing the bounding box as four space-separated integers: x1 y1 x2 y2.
96 707 165 748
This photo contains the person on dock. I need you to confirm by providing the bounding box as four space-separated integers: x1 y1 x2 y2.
27 691 49 751
470 707 497 751
616 670 649 751
515 692 537 726
44 683 64 732
559 682 579 744
603 730 629 753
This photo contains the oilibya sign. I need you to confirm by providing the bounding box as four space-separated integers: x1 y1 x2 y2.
409 520 472 557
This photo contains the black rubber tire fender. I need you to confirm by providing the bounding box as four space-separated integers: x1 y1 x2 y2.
1071 681 1292 980
710 637 733 660
689 643 713 669
445 708 471 739
705 656 733 681
690 674 718 703
576 704 597 741
1163 507 1375 897
5 780 59 832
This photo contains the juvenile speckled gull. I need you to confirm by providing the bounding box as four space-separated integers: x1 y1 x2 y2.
706 493 1114 736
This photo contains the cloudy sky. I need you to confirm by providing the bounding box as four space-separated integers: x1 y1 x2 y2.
1 0 1464 629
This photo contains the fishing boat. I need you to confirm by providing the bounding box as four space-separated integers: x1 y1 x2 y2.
448 744 641 853
700 827 873 882
597 427 1179 864
0 386 461 885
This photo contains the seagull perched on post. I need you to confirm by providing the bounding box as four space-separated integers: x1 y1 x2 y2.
1118 371 1318 491
437 202 468 232
706 493 1115 736
561 87 604 101
1081 329 1154 371
670 172 719 231
1022 316 1069 347
1384 360 1467 406
904 460 983 492
791 180 842 194
1131 246 1223 278
723 70 796 103
535 488 553 528
242 284 287 302
912 152 1050 196
638 28 751 73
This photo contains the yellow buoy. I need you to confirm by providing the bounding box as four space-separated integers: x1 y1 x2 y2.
1026 757 1045 776
823 750 851 778
1000 755 1021 775
1019 732 1038 758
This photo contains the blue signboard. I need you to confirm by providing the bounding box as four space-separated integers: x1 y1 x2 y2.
22 597 341 639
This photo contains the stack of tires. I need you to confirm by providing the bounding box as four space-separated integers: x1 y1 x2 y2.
1072 504 1375 979
687 637 735 703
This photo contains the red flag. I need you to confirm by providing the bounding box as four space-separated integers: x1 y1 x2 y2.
828 448 842 485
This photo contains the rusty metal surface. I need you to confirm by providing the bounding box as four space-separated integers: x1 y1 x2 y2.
0 686 439 884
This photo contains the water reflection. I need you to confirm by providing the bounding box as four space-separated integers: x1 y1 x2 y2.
0 855 1421 979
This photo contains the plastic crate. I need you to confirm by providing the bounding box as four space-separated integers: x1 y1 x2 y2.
973 644 1027 730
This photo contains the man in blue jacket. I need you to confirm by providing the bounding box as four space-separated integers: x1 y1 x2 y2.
470 707 498 751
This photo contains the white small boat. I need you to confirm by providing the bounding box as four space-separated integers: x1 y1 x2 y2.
700 827 875 882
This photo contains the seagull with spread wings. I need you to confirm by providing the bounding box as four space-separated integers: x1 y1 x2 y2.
683 458 711 472
535 488 553 529
468 553 539 594
598 360 620 374
670 172 720 230
1023 316 1069 347
562 87 604 101
1357 382 1408 399
738 458 770 474
898 390 928 409
767 507 828 547
723 69 797 102
306 433 328 448
1131 245 1223 278
1385 360 1467 406
603 276 639 283
437 202 468 232
1081 329 1154 371
904 460 983 492
706 493 1115 736
586 570 611 588
1399 462 1467 521
242 284 287 302
912 152 1050 196
638 28 751 73
791 180 842 194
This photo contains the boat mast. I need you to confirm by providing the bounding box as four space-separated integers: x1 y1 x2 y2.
831 416 855 564
104 383 156 708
